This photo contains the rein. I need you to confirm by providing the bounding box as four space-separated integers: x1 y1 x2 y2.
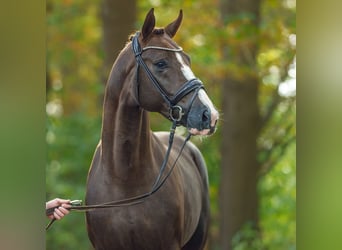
47 121 191 230
46 32 202 230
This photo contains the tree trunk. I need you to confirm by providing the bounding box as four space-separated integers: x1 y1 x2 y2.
220 79 260 249
219 0 261 249
101 0 136 84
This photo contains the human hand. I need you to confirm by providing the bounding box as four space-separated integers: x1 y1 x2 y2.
46 198 71 220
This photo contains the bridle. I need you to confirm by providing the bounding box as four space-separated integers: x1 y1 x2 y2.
132 32 205 124
46 32 205 230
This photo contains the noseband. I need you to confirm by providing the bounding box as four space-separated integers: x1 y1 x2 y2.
132 32 204 123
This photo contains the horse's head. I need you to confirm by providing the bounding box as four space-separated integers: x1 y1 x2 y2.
132 8 219 136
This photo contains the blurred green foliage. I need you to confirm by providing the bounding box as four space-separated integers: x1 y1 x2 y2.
46 0 295 249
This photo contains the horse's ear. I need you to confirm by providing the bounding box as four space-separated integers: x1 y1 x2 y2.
165 10 183 38
142 8 155 40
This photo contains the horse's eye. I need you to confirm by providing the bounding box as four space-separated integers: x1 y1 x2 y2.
154 60 167 70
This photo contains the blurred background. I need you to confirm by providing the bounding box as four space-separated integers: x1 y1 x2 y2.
46 0 295 249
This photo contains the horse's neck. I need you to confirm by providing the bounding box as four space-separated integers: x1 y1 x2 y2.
100 56 153 180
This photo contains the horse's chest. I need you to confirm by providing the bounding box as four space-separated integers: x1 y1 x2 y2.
87 198 182 249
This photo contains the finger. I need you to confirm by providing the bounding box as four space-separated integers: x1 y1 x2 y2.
54 208 64 219
53 211 62 220
59 207 70 215
61 203 72 209
55 198 71 205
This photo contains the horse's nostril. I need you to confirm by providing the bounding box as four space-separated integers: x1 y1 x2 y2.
202 110 210 122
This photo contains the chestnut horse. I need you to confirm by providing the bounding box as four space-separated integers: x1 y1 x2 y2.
85 9 219 250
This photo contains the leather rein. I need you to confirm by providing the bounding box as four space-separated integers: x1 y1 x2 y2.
46 32 203 230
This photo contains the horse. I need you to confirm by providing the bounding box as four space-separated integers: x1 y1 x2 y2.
85 8 219 250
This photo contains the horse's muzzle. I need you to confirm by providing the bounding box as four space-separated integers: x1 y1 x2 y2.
187 105 218 136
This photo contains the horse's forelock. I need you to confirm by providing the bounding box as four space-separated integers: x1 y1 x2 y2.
153 28 165 35
128 28 165 42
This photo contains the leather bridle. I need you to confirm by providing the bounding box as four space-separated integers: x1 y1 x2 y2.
46 32 205 230
46 130 190 230
132 32 205 124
